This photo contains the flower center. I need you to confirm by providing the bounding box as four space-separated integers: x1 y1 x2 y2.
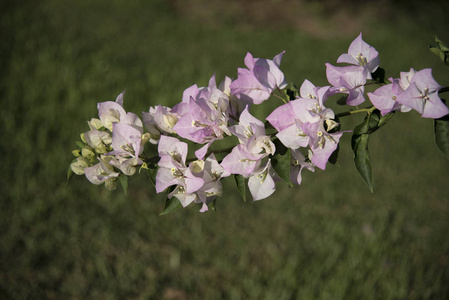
171 168 184 178
356 52 368 66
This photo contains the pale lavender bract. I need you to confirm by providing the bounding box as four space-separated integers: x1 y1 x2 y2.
230 51 287 105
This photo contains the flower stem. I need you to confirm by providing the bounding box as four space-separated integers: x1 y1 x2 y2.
272 91 288 104
336 106 376 118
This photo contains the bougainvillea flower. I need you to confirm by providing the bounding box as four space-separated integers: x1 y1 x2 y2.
368 79 411 116
84 156 120 188
157 135 188 168
252 51 287 90
164 166 206 207
275 119 310 150
167 186 198 208
155 136 205 202
270 80 337 152
157 166 204 203
299 79 329 100
396 68 449 119
248 159 278 201
109 123 143 157
172 76 232 159
326 64 368 106
396 68 416 92
228 106 275 158
174 99 228 143
337 33 380 78
265 101 296 132
301 121 343 170
220 144 265 177
230 106 266 144
289 149 315 186
292 80 334 123
84 130 112 154
142 105 178 143
189 154 229 212
230 51 287 104
221 106 275 177
107 123 145 175
97 91 143 132
267 80 333 133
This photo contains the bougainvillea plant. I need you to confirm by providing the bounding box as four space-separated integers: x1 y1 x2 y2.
68 34 449 215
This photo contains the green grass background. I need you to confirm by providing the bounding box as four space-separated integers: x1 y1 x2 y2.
2 0 449 299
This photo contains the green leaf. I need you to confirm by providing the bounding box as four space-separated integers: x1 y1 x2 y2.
435 36 449 51
208 199 217 212
350 111 385 193
66 163 74 184
371 67 386 84
159 196 183 216
352 133 373 193
350 110 395 192
434 113 449 159
147 168 157 186
352 109 394 136
75 141 86 149
377 111 395 128
145 155 160 186
119 174 128 196
429 36 449 66
233 174 247 202
365 110 382 133
284 82 300 101
352 112 372 135
271 139 293 187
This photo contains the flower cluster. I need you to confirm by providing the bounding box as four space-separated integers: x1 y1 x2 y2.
70 92 149 190
324 33 449 118
70 33 449 213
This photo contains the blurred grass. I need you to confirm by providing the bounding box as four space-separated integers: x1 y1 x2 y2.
1 0 449 299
